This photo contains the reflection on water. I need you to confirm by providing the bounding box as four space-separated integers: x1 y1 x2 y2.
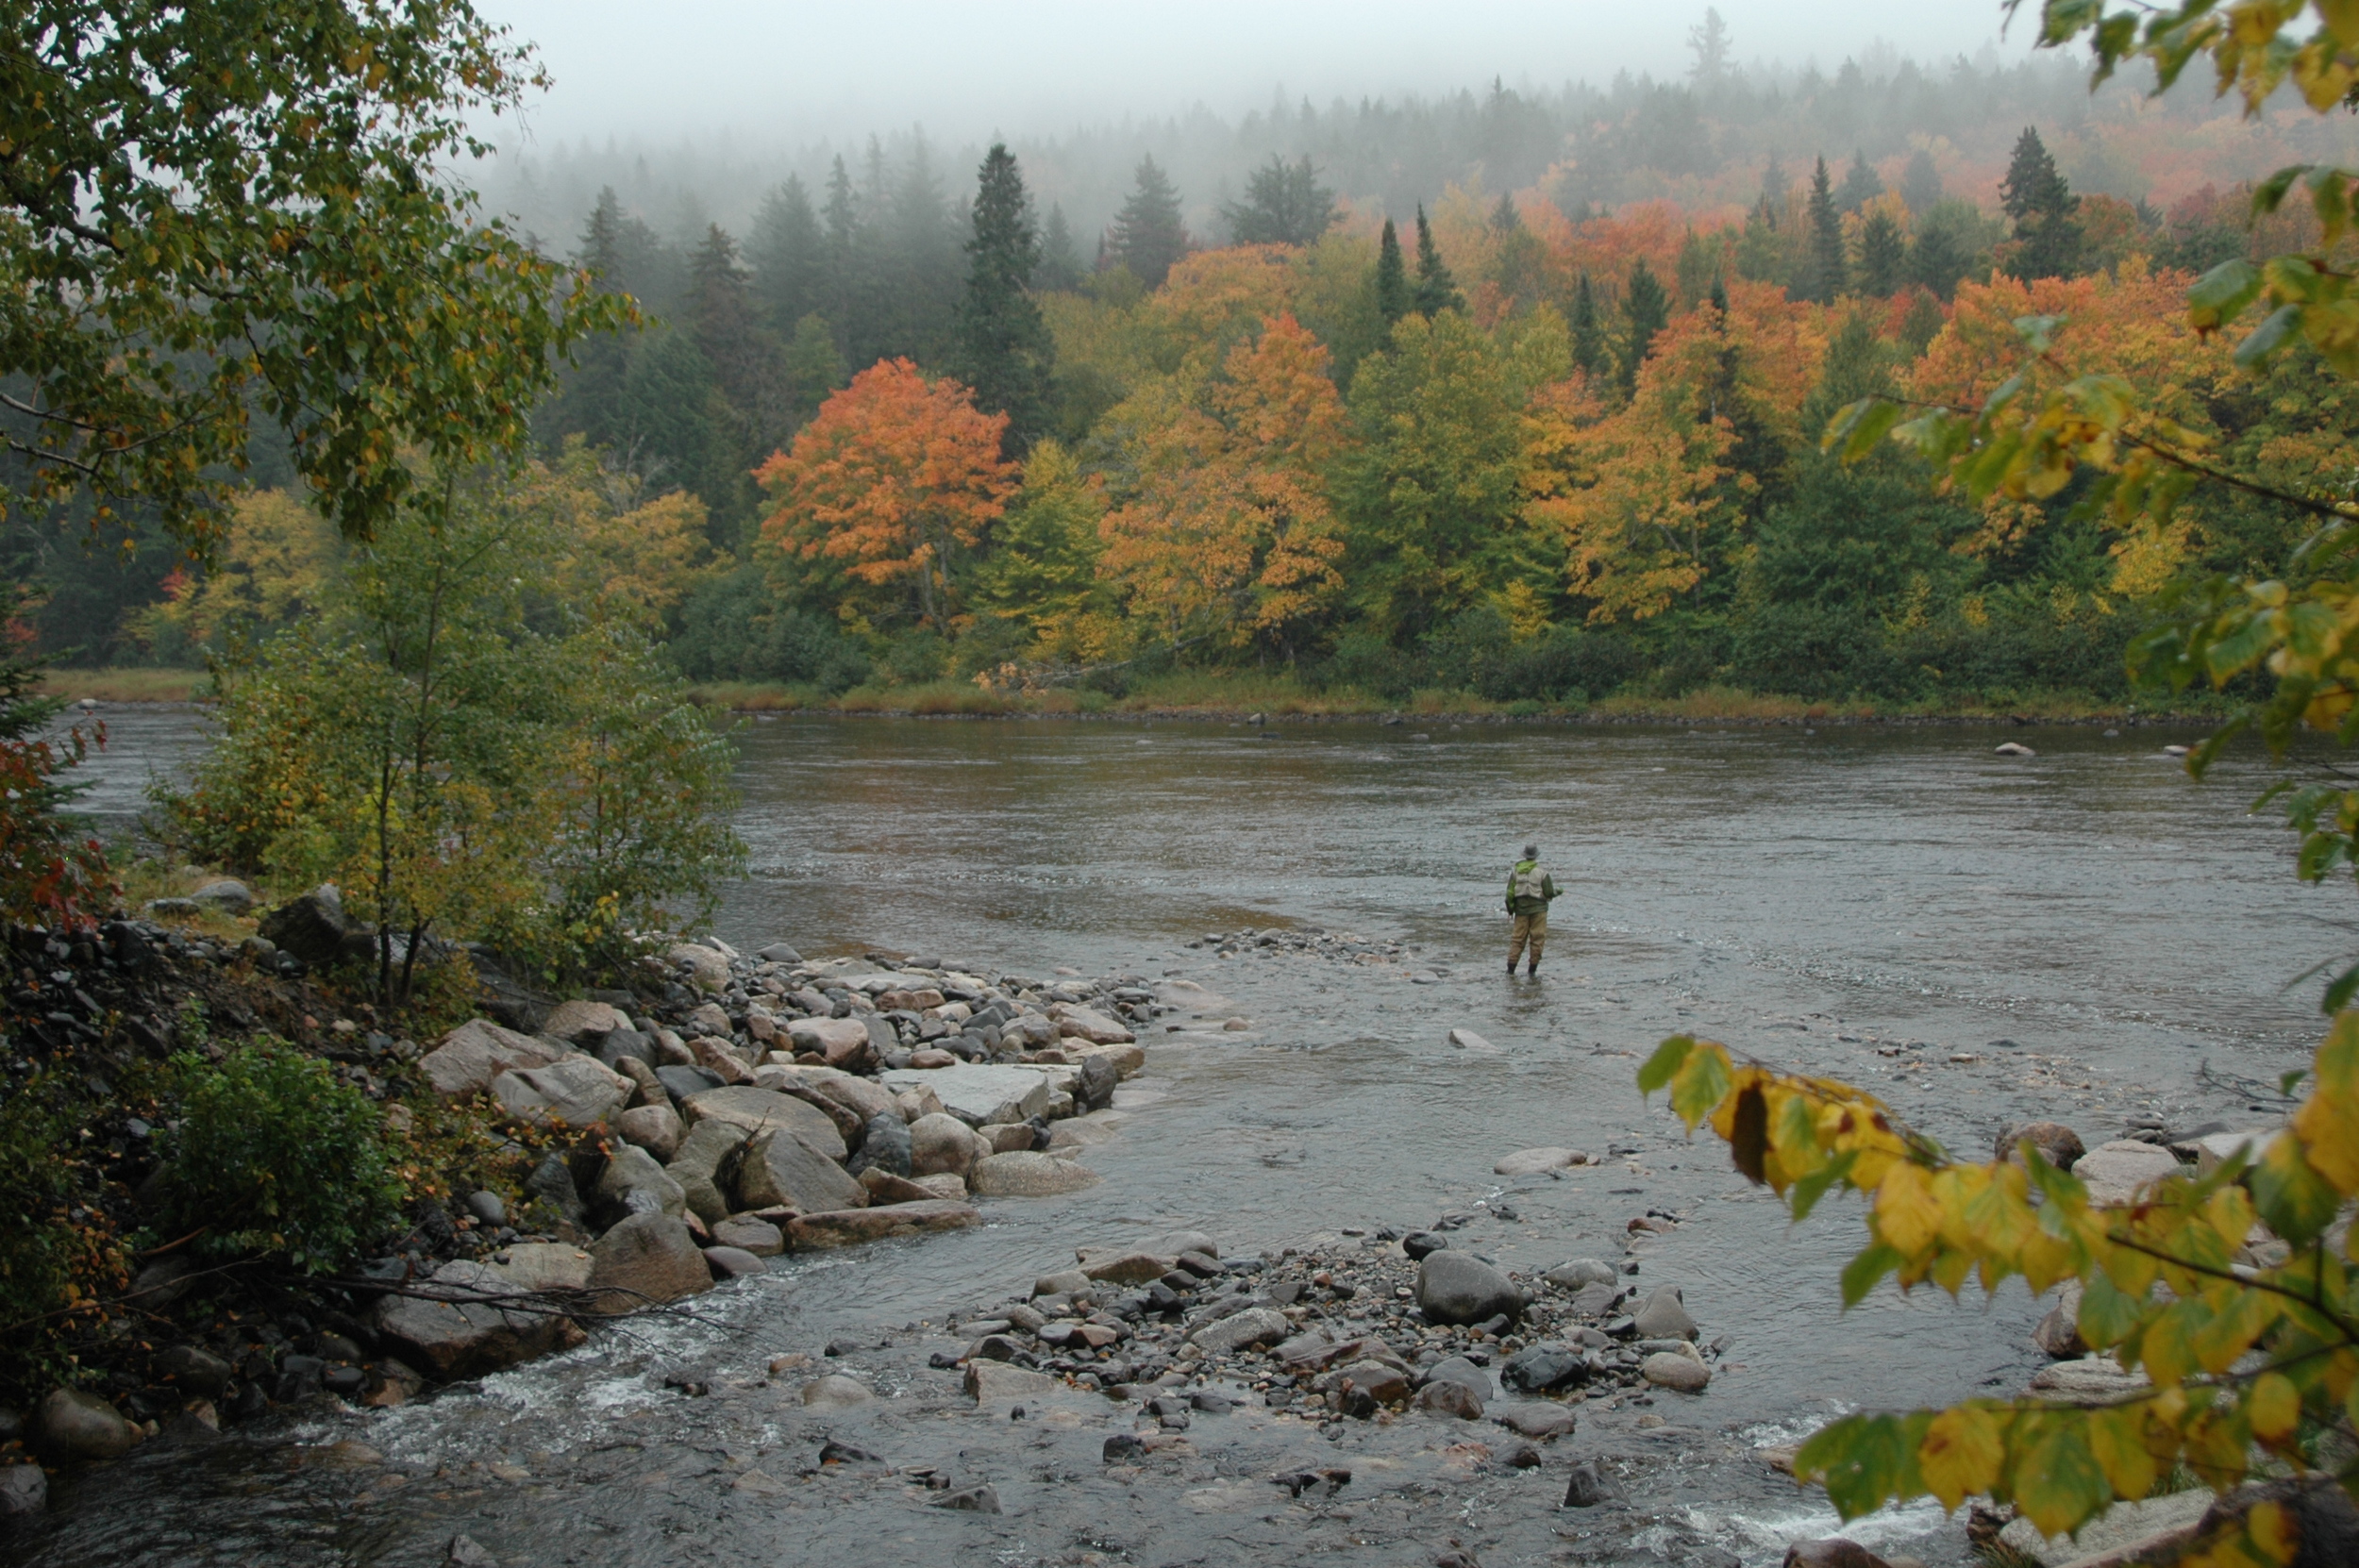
25 712 2333 1567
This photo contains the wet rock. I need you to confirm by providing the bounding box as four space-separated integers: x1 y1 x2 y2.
970 1151 1101 1196
656 1063 725 1103
787 1199 982 1250
1080 1250 1175 1286
1103 1431 1145 1462
2032 1279 2087 1359
1447 1028 1499 1052
594 1143 687 1223
857 1167 944 1205
1782 1541 1894 1568
1412 1379 1484 1418
1077 1052 1119 1111
257 886 355 965
1640 1351 1710 1393
34 1387 138 1461
681 1087 846 1162
977 1122 1038 1154
1421 1355 1493 1399
965 1361 1054 1401
155 1344 231 1400
445 1534 499 1567
1563 1460 1615 1508
847 1112 912 1178
932 1483 1002 1513
1544 1259 1618 1292
800 1375 873 1410
1494 1147 1585 1176
1994 1120 2085 1171
420 1020 562 1101
1051 1003 1135 1044
1340 1360 1411 1406
1415 1252 1523 1326
586 1211 712 1308
1631 1285 1698 1341
482 1243 593 1293
2076 1140 2184 1206
371 1262 581 1380
881 1062 1052 1126
542 999 627 1043
1501 1343 1590 1392
1402 1230 1448 1259
0 1462 46 1520
491 1057 631 1128
703 1246 766 1279
615 1103 683 1162
737 1126 866 1214
1188 1306 1289 1356
709 1216 784 1257
1496 1402 1577 1440
663 1118 752 1226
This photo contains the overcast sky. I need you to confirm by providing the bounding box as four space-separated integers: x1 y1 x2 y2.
476 0 2040 152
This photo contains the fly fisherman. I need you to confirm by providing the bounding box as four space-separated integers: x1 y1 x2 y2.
1505 843 1560 976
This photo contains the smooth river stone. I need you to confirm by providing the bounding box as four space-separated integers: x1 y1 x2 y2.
785 1198 982 1250
679 1087 847 1162
878 1063 1052 1127
1493 1146 1585 1176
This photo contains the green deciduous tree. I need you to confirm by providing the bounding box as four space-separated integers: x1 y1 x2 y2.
0 0 624 551
954 143 1055 447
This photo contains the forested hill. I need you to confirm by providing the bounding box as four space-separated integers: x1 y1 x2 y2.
27 26 2359 716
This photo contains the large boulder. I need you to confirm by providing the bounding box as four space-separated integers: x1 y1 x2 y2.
481 1243 594 1293
664 1119 754 1226
668 942 731 993
1076 1053 1118 1112
2076 1140 2184 1206
787 1016 872 1059
969 1151 1101 1196
786 1199 982 1251
586 1211 712 1309
680 1087 846 1162
190 877 254 913
371 1260 582 1380
908 1111 982 1177
32 1388 139 1462
1631 1285 1698 1341
879 1063 1051 1127
847 1112 912 1178
1415 1252 1524 1326
542 999 628 1043
257 885 360 967
807 1074 898 1126
594 1143 688 1223
419 1020 562 1101
1050 1002 1135 1044
1994 1121 2085 1171
1641 1351 1710 1393
736 1126 867 1215
491 1057 631 1128
615 1103 683 1162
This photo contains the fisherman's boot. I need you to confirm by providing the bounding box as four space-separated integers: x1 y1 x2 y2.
1526 959 1539 977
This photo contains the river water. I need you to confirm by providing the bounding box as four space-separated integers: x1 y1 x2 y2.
21 711 2336 1568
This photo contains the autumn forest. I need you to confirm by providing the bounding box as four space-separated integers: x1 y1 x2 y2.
37 22 2359 712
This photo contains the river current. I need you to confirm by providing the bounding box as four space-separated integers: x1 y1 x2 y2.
19 710 2334 1568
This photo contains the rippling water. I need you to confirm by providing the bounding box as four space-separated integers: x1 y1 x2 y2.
25 711 2333 1567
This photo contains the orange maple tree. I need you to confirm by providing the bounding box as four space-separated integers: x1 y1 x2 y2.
1097 313 1348 650
755 359 1018 627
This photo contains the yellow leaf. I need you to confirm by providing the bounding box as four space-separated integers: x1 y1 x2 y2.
1918 1404 2003 1510
2246 1372 2300 1443
2249 1499 2299 1563
1876 1163 1944 1256
2085 1401 2159 1502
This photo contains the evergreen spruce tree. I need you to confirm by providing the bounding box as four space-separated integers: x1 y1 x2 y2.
1412 206 1464 315
1834 151 1882 214
1801 156 1847 303
1758 153 1789 217
820 156 862 358
1569 271 1607 378
1488 194 1547 310
557 188 636 450
1109 156 1188 288
1618 259 1669 396
1374 218 1411 327
1222 154 1337 245
1906 219 1970 300
1999 126 2083 281
1709 274 1731 320
748 176 823 336
1036 204 1084 292
888 132 964 362
1899 148 1943 215
953 142 1054 447
1855 209 1907 295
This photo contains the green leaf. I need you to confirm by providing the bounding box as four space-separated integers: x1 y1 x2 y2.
2010 1414 2111 1537
2076 1271 2147 1350
1826 397 1905 462
1842 1243 1903 1307
2234 304 2304 368
2187 259 2264 332
2253 164 2308 215
2250 1131 2342 1246
1800 1412 1914 1519
1668 1043 1734 1128
1791 1150 1860 1222
1636 1035 1694 1097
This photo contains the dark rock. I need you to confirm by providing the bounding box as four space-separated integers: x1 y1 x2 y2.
154 1344 231 1400
464 1190 506 1226
1782 1541 1892 1568
1416 1252 1522 1326
130 1255 197 1309
1411 1379 1484 1419
1995 1121 2085 1171
446 1534 500 1567
817 1439 884 1467
1563 1460 1616 1508
758 942 802 963
1188 1390 1232 1414
323 1366 367 1399
932 1483 1002 1513
371 1261 582 1380
226 1383 268 1422
1077 1052 1118 1112
1402 1231 1448 1259
1102 1431 1145 1462
258 886 360 968
1503 1442 1544 1469
703 1246 766 1279
972 1334 1024 1361
274 1355 326 1402
586 1211 712 1309
0 1461 45 1519
2033 1281 2086 1359
33 1387 138 1461
656 1063 725 1102
594 1030 656 1072
846 1112 912 1179
1501 1343 1590 1393
524 1151 587 1229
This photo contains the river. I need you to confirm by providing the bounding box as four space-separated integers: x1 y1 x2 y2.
20 710 2333 1568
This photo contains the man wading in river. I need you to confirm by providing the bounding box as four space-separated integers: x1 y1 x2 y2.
1505 843 1560 976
